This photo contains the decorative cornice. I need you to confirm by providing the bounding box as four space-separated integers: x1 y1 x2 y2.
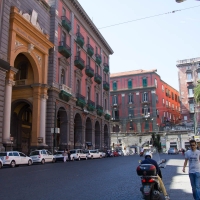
68 0 113 55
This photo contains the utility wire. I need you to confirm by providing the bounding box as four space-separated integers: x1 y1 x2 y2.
98 5 200 29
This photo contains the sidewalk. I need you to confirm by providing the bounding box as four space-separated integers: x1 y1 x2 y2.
165 158 193 200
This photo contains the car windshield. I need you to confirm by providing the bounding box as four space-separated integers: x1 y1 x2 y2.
30 151 40 156
54 152 63 155
0 153 6 156
83 150 89 153
70 150 76 154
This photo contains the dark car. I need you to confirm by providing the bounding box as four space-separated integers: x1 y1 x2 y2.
168 147 179 155
54 151 64 162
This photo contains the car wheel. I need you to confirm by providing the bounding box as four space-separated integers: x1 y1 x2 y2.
91 156 93 159
78 157 81 161
100 155 102 159
10 160 16 168
28 159 32 166
41 159 45 164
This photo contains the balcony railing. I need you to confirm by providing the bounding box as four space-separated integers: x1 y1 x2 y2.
58 41 71 58
94 73 102 84
59 84 72 102
61 16 71 32
87 99 95 111
85 65 94 78
96 105 103 116
103 63 109 73
104 110 111 120
103 81 109 91
141 100 150 104
76 32 84 47
60 84 72 94
95 54 102 65
86 44 94 57
76 93 86 108
74 56 85 70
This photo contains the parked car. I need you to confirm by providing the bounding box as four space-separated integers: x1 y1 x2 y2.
70 149 88 160
54 151 74 162
0 151 32 168
0 158 3 169
85 150 102 159
30 149 55 164
168 147 179 155
97 150 106 158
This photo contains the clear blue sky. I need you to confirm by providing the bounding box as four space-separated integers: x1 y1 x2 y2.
78 0 200 91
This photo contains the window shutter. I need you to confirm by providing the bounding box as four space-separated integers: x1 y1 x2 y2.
142 108 144 114
113 82 117 90
116 95 118 104
128 80 132 89
148 107 150 113
131 94 133 102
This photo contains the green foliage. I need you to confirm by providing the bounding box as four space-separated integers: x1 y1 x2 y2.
151 133 162 152
194 82 200 103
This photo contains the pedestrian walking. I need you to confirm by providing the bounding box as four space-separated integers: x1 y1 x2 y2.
67 149 71 161
183 139 200 200
63 149 67 162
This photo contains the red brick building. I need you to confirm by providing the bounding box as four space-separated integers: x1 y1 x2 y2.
177 57 200 131
110 69 181 134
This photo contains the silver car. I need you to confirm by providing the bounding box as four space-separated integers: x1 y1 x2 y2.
168 147 179 155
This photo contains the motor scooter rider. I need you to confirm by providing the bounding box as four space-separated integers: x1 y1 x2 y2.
141 152 170 200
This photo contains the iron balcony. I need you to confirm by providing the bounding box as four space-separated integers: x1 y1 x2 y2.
58 41 71 59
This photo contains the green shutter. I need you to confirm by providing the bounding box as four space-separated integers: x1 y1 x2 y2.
143 78 147 87
145 121 149 130
113 82 117 91
128 80 132 89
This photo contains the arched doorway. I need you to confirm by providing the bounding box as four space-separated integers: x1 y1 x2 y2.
104 124 109 150
11 100 32 154
74 113 82 148
57 107 68 150
95 121 100 149
85 117 92 149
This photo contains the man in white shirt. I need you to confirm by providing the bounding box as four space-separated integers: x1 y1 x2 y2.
183 139 200 200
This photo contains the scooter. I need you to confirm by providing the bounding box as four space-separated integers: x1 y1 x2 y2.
136 159 166 200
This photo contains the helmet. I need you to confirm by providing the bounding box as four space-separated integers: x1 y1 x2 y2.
145 151 152 159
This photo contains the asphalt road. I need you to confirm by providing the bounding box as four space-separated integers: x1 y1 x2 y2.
0 153 193 200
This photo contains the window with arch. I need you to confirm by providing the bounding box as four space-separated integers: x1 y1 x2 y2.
155 79 157 88
142 77 147 87
96 93 99 105
87 87 90 101
16 62 28 80
105 99 107 110
61 69 65 84
128 79 132 89
76 80 80 94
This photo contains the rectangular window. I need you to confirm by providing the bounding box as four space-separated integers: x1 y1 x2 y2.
143 92 148 102
61 31 66 43
162 85 164 92
143 78 147 87
128 79 132 89
164 112 165 117
128 108 134 118
77 24 80 33
113 95 118 105
96 46 98 54
198 72 200 80
62 7 66 16
155 79 157 88
87 56 90 65
113 82 117 91
76 45 80 57
184 116 187 121
95 65 99 74
187 73 192 80
128 93 133 103
188 89 193 97
189 103 194 113
145 121 149 130
162 98 165 105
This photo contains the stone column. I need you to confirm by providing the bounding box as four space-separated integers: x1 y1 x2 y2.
39 94 48 146
92 127 95 149
3 79 15 143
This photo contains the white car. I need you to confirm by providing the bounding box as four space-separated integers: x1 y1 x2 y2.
70 149 88 160
0 158 3 169
87 150 102 159
0 151 32 168
96 149 106 158
30 149 55 164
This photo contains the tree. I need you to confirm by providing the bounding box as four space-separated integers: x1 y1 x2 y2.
194 81 200 103
151 133 162 152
